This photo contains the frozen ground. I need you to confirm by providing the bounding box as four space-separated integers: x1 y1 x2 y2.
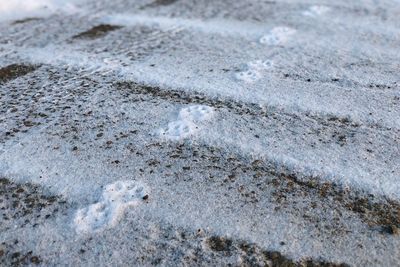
0 0 400 266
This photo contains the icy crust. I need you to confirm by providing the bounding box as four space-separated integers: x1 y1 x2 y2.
74 181 149 234
159 105 215 140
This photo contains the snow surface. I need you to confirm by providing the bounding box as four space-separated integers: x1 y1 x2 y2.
1 0 400 266
0 0 80 22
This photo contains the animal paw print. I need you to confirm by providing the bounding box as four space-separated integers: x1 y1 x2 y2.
260 27 296 46
160 120 196 141
247 60 274 71
103 181 147 205
235 69 262 83
74 181 149 234
178 105 214 121
159 105 215 141
235 59 275 83
74 202 114 233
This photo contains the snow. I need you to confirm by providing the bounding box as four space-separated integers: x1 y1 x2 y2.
1 0 400 265
0 0 80 22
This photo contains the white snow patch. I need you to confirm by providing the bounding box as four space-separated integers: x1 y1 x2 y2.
159 105 215 140
0 0 80 22
259 27 296 46
303 5 331 17
74 180 149 234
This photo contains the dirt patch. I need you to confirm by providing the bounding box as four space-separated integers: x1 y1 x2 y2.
72 24 123 40
141 0 178 9
12 18 41 25
0 64 37 84
206 236 233 252
154 0 178 5
0 241 41 267
80 219 349 266
344 197 400 234
0 178 67 230
256 163 400 235
143 142 400 236
205 236 349 266
0 178 67 265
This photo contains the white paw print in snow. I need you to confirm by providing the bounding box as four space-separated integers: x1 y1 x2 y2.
260 27 296 46
247 60 274 71
160 105 215 141
74 202 114 233
235 69 262 83
303 5 330 17
161 120 195 141
103 181 147 205
235 60 274 83
178 105 214 121
74 181 149 234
